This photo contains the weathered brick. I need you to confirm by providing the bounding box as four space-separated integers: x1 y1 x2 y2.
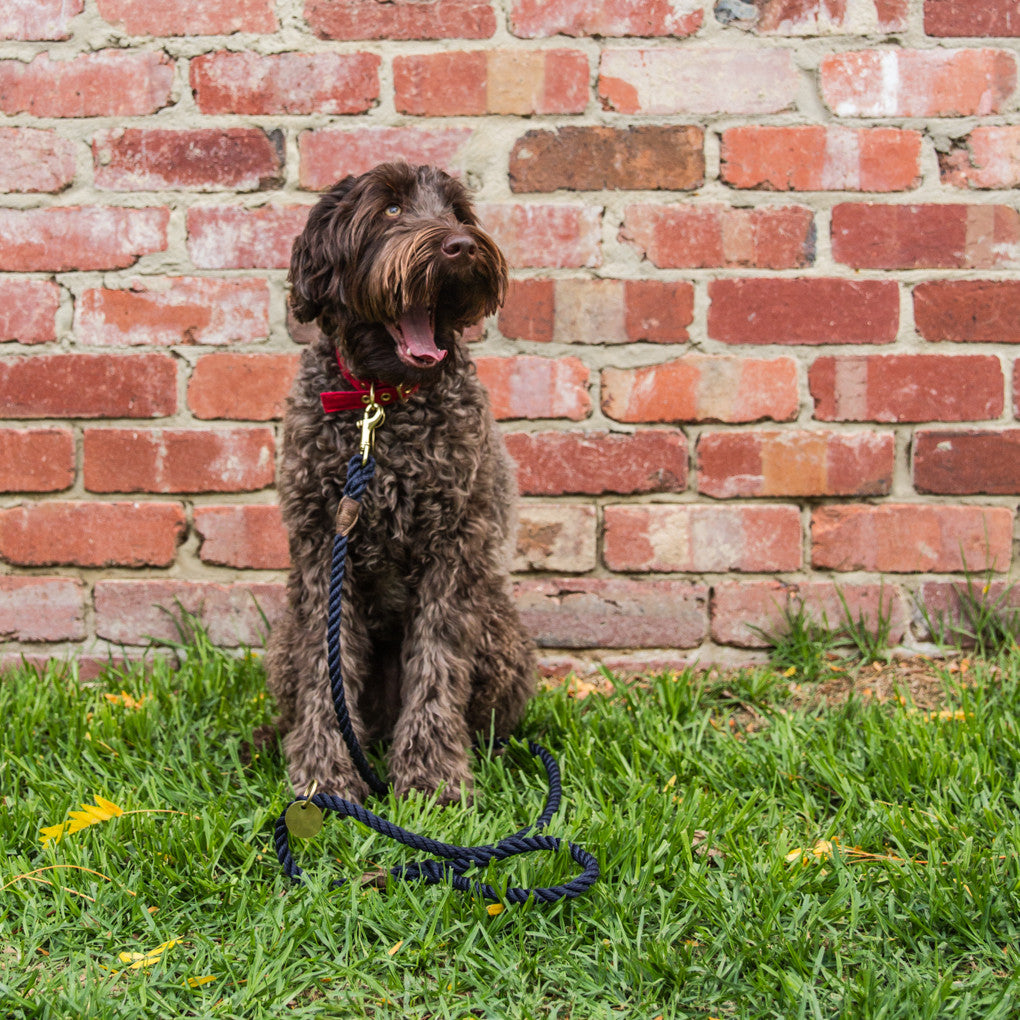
510 0 702 38
698 430 894 498
0 207 168 272
1 0 83 40
821 49 1016 117
0 501 184 567
94 579 285 647
504 430 687 495
708 278 899 345
475 356 590 420
0 51 173 117
599 47 797 114
514 504 597 572
914 280 1020 342
0 429 74 492
0 353 176 419
726 0 907 34
474 203 602 268
194 505 289 569
810 354 1003 422
711 581 907 649
916 580 1020 647
186 205 309 270
721 126 922 192
94 128 283 192
514 578 708 649
187 353 300 420
0 279 60 344
0 576 85 641
83 428 275 493
192 52 379 115
622 203 814 269
499 278 692 343
604 504 802 573
307 0 496 38
924 0 1020 36
940 127 1020 189
602 356 799 424
298 128 473 191
96 0 277 34
0 128 75 193
833 204 1020 270
510 126 703 192
914 430 1020 495
812 504 1013 572
395 49 588 116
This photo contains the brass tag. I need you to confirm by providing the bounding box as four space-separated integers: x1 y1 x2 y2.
285 801 323 839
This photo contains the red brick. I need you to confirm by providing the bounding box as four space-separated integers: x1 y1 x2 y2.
504 429 687 495
474 203 601 268
602 356 799 424
192 52 379 116
194 505 289 569
916 580 1020 646
924 0 1020 36
514 504 597 572
77 278 271 347
514 578 708 649
96 0 277 34
186 205 309 270
94 579 285 647
821 49 1016 117
914 280 1020 343
0 207 168 272
188 353 300 421
395 49 588 116
0 128 75 193
83 428 275 493
510 0 702 37
812 504 1013 573
721 126 922 192
599 47 797 114
0 279 60 344
307 0 495 38
499 278 692 343
1 0 83 39
0 353 176 419
914 430 1020 495
698 430 894 498
810 354 1003 422
0 429 74 492
510 126 703 192
0 577 85 642
604 504 802 573
94 128 283 192
0 51 173 117
298 128 473 191
475 356 590 420
0 501 184 567
711 582 907 650
833 204 1020 270
622 203 814 270
738 0 908 34
940 127 1020 189
708 278 899 345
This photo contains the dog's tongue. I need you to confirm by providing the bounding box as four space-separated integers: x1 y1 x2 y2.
398 305 445 364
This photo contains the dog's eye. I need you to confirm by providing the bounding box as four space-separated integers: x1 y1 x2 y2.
384 204 401 218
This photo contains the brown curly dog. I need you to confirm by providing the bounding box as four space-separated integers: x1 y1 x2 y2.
264 162 536 805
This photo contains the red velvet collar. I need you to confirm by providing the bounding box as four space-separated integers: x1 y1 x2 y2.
319 353 419 414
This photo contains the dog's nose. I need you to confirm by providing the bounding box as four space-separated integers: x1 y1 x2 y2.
442 233 478 260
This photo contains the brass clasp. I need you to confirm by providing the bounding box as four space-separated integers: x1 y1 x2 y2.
358 385 386 465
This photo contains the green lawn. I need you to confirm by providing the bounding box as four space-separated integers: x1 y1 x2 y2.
3 633 1020 1018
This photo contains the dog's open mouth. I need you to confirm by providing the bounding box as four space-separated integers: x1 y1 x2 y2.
385 304 447 368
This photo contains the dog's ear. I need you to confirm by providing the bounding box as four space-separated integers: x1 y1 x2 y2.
289 176 357 324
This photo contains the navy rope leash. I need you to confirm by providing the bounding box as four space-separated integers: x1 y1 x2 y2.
274 454 599 904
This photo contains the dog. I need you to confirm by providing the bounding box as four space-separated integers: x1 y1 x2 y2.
264 162 536 805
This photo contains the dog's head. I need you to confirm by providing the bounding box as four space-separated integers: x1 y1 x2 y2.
289 162 508 386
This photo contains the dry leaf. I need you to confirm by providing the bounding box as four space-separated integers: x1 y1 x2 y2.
387 941 403 957
103 691 148 709
185 975 215 988
40 796 124 846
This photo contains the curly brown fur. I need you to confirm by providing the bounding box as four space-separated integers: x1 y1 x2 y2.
265 163 535 805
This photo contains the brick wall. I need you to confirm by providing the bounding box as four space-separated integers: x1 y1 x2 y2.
1 0 1018 675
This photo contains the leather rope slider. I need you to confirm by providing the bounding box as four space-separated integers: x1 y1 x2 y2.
273 452 600 905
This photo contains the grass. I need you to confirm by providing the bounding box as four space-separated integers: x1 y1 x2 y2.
3 629 1020 1018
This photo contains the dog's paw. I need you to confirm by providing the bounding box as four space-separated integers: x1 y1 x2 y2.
289 768 370 805
392 763 474 807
